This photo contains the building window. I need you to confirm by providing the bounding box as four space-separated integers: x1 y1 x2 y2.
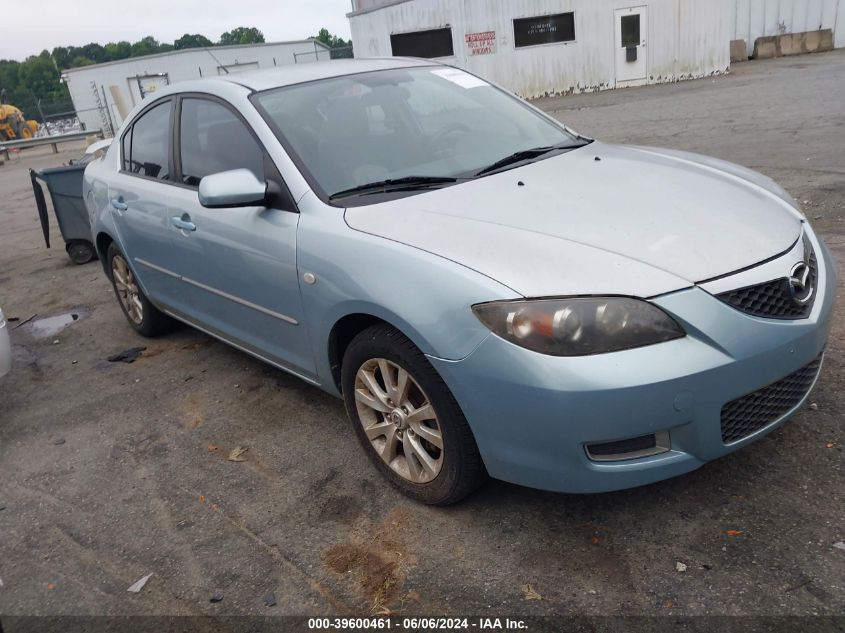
620 14 641 48
513 13 575 48
391 27 454 58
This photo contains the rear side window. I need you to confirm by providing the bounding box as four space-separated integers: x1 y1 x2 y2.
122 100 171 180
178 98 264 187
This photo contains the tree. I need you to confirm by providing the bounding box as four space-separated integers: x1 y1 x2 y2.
219 27 265 46
312 28 350 49
130 36 162 57
311 28 353 58
0 60 21 101
80 43 107 64
51 46 71 71
174 33 213 50
104 41 132 62
70 56 94 68
18 55 61 98
13 54 72 118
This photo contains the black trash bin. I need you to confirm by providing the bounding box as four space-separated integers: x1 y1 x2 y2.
30 164 97 265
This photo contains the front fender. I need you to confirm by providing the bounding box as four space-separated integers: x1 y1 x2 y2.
295 193 518 392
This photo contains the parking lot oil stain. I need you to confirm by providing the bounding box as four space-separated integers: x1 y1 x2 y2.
323 543 400 614
322 508 415 614
309 471 373 525
25 310 88 338
317 494 364 524
180 338 213 352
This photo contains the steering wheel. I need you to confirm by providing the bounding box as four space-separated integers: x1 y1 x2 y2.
427 123 471 155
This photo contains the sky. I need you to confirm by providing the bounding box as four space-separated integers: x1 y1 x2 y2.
1 0 354 61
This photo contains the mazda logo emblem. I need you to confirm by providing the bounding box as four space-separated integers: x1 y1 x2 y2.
788 262 814 305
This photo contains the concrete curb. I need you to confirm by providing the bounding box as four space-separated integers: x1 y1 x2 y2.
730 39 748 63
752 29 834 59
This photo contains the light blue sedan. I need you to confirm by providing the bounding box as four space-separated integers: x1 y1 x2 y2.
84 58 835 504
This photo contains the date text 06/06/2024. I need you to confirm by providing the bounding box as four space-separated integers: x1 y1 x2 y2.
307 617 528 630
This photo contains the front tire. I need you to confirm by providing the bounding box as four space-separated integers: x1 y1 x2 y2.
341 324 487 505
107 243 171 337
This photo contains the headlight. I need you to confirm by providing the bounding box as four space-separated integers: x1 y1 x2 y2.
472 297 685 356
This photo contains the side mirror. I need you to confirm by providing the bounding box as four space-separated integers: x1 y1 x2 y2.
198 169 267 208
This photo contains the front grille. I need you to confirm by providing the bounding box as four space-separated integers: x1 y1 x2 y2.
717 250 817 319
720 354 823 444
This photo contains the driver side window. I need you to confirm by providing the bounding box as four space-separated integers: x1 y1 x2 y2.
178 98 265 187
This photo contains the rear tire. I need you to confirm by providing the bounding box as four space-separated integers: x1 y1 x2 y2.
341 323 487 505
106 243 171 337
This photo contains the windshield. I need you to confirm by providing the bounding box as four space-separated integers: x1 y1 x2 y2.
253 66 583 203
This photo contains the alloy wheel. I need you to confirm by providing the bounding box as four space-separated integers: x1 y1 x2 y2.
111 254 144 324
354 358 444 483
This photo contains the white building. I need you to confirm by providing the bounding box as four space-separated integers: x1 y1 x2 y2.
347 0 844 99
62 40 332 134
731 0 845 57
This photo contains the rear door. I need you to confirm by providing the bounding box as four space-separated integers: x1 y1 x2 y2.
108 98 181 304
165 95 315 379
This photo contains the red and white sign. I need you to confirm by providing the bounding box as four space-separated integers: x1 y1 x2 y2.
465 31 497 56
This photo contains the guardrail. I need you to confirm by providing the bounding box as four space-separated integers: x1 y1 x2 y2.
1 130 107 160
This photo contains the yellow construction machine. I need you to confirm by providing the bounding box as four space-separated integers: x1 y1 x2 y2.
0 104 39 141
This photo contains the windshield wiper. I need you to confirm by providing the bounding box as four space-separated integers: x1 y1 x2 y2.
329 176 463 200
474 141 591 177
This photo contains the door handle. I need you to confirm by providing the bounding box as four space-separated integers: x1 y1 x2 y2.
171 215 196 232
110 197 128 211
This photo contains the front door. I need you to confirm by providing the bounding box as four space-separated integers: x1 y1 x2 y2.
615 6 648 87
165 96 316 380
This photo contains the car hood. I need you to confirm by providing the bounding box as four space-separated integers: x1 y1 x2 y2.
344 142 804 298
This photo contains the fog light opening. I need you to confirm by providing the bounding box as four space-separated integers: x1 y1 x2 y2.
585 430 670 462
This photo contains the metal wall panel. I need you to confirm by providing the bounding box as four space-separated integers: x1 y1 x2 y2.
677 0 733 79
350 0 731 99
836 0 845 46
732 0 843 55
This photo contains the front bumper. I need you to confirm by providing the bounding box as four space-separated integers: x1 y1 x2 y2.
429 232 836 493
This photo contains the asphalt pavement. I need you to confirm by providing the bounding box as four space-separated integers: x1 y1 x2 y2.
0 50 843 619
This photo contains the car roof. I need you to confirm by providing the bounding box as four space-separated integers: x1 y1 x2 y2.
215 57 438 92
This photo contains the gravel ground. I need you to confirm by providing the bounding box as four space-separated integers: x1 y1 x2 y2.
0 50 843 621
